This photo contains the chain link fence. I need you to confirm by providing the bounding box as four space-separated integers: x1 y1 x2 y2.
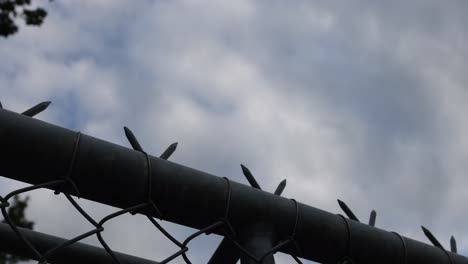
0 101 465 264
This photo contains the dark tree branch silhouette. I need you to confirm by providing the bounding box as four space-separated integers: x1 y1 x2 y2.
0 0 51 38
0 195 34 264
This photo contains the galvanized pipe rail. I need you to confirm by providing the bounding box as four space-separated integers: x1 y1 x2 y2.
0 223 159 264
0 107 466 263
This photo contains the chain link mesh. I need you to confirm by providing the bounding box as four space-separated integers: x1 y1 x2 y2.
0 133 304 264
0 102 359 264
0 176 304 263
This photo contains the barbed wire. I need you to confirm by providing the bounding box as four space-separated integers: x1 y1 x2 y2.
0 100 460 264
0 126 304 264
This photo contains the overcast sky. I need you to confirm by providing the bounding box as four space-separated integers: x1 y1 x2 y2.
2 1 468 263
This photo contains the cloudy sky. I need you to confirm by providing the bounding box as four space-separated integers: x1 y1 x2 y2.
2 1 468 263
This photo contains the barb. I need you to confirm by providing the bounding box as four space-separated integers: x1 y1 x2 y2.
160 142 178 160
337 199 360 222
124 126 143 152
451 236 457 253
421 226 444 249
369 210 376 227
241 164 261 190
274 179 287 196
21 101 51 117
421 227 455 264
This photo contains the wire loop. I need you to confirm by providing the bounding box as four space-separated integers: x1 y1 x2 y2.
337 214 355 264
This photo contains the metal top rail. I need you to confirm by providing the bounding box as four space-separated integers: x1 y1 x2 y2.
0 104 466 264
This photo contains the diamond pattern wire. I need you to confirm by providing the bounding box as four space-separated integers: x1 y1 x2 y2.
0 112 304 264
0 155 303 264
0 100 463 264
